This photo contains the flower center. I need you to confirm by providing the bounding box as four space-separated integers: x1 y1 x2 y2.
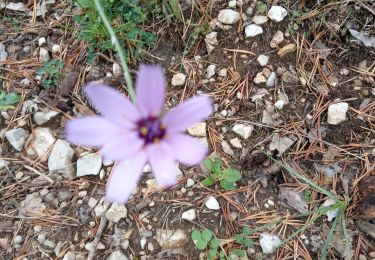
137 116 166 144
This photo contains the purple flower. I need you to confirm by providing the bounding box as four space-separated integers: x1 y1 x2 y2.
66 65 213 203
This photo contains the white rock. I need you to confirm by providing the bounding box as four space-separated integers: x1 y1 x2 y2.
112 63 122 76
5 128 30 152
228 0 236 8
254 72 267 84
217 9 240 25
221 140 234 156
205 64 216 78
340 68 349 76
171 73 186 86
38 37 46 46
274 100 285 110
94 198 110 217
187 122 206 137
185 178 195 188
205 32 218 55
14 235 23 244
245 24 263 37
232 124 253 139
26 127 56 161
257 55 269 66
63 251 76 260
20 78 31 87
107 250 129 260
181 209 196 221
39 47 50 62
156 229 187 250
0 43 8 62
43 240 56 248
0 159 9 170
267 6 288 22
18 193 46 217
269 134 295 155
52 44 61 54
85 241 105 251
327 102 348 125
218 68 228 77
143 163 151 173
270 30 284 48
205 196 220 210
33 110 59 125
105 204 127 223
140 237 147 249
48 139 75 179
259 233 282 253
88 197 98 208
5 2 26 11
76 153 102 177
252 15 268 25
266 72 277 87
322 198 339 221
230 137 242 148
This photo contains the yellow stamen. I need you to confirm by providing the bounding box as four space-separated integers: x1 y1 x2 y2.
140 127 148 135
159 124 166 130
153 137 160 144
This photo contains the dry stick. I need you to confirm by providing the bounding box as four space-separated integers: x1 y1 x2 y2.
87 216 107 260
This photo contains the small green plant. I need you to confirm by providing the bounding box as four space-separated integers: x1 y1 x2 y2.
256 2 268 15
0 91 21 110
201 158 242 190
235 226 254 247
36 60 64 90
73 0 161 63
191 229 221 260
304 190 312 202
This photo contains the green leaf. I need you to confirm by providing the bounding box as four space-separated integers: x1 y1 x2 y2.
202 229 212 242
244 237 253 247
0 92 21 110
222 168 242 182
208 248 217 258
219 251 226 260
201 176 215 187
233 249 245 257
235 234 244 244
210 237 220 249
191 229 202 242
204 158 222 174
220 180 236 190
243 226 252 235
191 229 208 250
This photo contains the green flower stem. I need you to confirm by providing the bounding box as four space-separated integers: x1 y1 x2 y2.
93 0 136 103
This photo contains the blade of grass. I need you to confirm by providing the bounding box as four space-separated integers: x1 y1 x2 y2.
321 207 343 260
168 0 183 22
93 0 136 102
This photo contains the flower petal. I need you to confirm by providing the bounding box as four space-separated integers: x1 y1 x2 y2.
136 64 165 117
163 95 213 134
105 151 147 203
148 144 178 186
100 131 144 161
166 134 207 166
65 116 122 147
85 83 140 127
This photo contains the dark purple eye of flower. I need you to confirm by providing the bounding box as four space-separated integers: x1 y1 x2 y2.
137 117 166 144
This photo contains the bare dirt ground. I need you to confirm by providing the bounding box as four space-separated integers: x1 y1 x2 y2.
1 0 375 259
